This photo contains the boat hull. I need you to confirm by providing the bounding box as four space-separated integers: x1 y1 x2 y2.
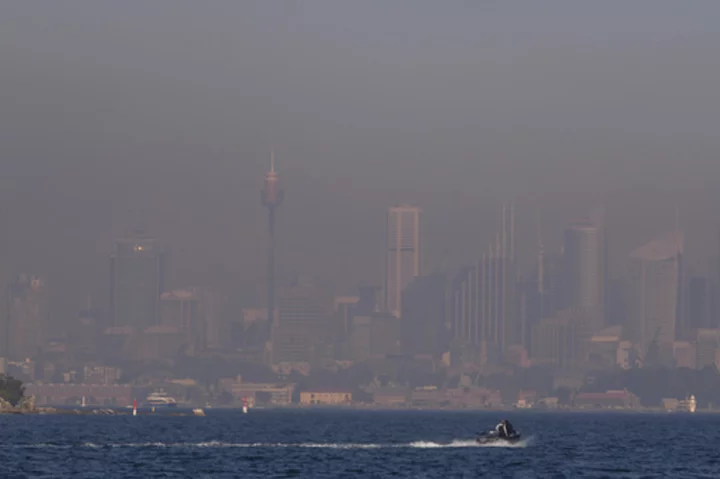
142 402 178 408
475 434 522 445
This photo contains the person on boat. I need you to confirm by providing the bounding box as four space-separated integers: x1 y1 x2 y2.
495 419 516 438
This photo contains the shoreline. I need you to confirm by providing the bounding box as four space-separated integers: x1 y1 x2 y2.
2 404 716 415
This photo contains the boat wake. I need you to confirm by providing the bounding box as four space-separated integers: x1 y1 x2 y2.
409 437 532 449
10 437 532 450
9 438 532 450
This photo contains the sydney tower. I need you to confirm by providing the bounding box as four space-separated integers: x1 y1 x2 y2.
261 151 284 329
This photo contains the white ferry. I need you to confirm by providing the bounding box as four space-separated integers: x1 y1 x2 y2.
143 390 178 408
679 394 697 413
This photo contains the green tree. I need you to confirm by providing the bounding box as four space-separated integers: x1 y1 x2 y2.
0 375 25 407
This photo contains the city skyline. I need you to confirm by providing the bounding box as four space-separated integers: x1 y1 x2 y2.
4 3 720 314
5 1 720 415
1 157 719 411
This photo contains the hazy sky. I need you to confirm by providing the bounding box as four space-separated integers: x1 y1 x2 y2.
2 2 720 313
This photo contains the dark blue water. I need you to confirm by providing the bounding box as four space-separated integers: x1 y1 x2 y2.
1 409 719 478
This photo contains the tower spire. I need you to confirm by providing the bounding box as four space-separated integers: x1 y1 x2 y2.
261 149 285 345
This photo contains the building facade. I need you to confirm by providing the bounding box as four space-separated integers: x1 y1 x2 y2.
626 232 683 361
401 274 447 357
110 231 165 329
300 390 352 405
384 205 423 318
5 274 47 360
272 279 329 364
683 276 716 338
563 219 604 310
160 289 204 354
450 205 517 362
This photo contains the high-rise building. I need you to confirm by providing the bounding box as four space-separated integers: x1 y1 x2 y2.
626 232 683 362
695 328 720 369
110 231 165 329
530 315 579 370
71 308 103 361
160 288 204 354
401 274 447 357
606 279 627 327
333 296 359 340
530 306 603 370
384 205 423 318
5 274 47 360
540 252 564 320
356 285 382 316
197 288 224 351
272 278 329 364
517 276 542 355
563 219 604 310
349 312 402 361
683 276 716 336
450 205 517 363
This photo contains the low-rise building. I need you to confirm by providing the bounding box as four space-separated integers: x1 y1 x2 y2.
573 389 639 409
300 390 352 405
218 377 294 405
515 390 537 408
673 341 697 369
536 397 559 409
372 388 408 407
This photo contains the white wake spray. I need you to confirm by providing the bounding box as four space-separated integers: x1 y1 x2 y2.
71 438 533 449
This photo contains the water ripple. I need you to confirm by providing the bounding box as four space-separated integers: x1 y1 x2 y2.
1 410 719 478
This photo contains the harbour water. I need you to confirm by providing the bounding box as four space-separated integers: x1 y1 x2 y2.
1 409 718 477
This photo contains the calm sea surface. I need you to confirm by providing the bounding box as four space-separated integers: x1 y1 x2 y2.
1 409 718 478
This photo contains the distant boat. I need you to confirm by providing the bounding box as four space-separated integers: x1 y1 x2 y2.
679 395 697 413
192 408 206 416
143 390 178 408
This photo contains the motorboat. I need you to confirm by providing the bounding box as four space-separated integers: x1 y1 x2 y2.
476 431 522 445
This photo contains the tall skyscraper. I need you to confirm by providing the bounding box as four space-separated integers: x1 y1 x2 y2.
261 151 284 328
110 231 165 329
356 285 382 316
563 219 604 310
160 288 204 354
5 274 47 360
683 276 716 335
451 205 517 363
626 232 683 362
384 205 423 318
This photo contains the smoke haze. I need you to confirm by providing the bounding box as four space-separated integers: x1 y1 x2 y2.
1 1 719 318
